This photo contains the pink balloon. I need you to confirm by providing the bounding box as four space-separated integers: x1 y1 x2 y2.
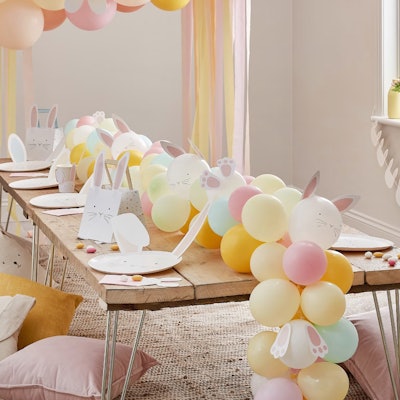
143 140 163 157
254 378 302 400
141 191 153 216
66 0 117 31
228 185 263 222
77 115 96 127
244 175 255 184
283 240 327 285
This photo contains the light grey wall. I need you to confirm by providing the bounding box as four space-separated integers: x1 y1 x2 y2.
26 0 400 241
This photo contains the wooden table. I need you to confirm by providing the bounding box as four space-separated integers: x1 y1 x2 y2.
0 167 399 399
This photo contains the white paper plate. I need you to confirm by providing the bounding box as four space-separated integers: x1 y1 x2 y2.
0 160 51 172
331 233 394 251
10 177 58 190
30 193 87 209
88 251 182 275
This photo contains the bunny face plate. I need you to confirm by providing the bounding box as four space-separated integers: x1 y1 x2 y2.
88 251 182 275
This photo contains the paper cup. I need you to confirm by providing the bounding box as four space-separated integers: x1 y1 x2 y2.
55 164 76 193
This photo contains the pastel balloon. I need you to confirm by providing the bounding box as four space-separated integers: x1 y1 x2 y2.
76 156 95 182
297 362 349 400
289 196 343 249
220 224 263 273
179 204 199 234
315 318 359 363
73 125 96 146
208 197 238 236
193 216 222 249
228 185 263 222
34 0 65 10
70 143 90 164
189 177 208 211
140 191 153 216
151 194 190 232
250 242 287 282
210 167 247 198
150 152 173 168
77 115 96 127
42 8 66 31
0 0 44 50
247 331 289 378
251 174 286 194
64 118 79 135
249 279 300 327
140 153 158 171
242 194 288 243
301 281 346 326
250 373 269 397
151 0 191 11
118 149 143 167
282 240 327 285
254 378 302 400
141 164 167 191
322 250 354 293
147 172 172 203
273 187 302 215
143 141 163 157
275 320 323 369
66 0 117 31
86 130 101 154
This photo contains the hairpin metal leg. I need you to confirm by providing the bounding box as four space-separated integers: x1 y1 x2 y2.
373 290 399 400
4 196 13 233
31 223 40 282
120 310 147 400
59 257 69 290
44 244 55 286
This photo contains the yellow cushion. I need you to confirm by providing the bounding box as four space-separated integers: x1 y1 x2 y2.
0 273 83 349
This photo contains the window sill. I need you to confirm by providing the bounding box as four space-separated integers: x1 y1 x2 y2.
371 115 400 128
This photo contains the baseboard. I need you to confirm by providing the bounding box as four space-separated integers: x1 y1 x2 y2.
343 210 400 246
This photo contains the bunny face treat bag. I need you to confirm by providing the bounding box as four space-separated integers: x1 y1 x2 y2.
78 152 129 243
25 105 62 161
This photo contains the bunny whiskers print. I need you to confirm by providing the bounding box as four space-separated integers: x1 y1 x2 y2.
78 151 129 243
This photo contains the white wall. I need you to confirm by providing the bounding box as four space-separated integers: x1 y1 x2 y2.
25 0 400 242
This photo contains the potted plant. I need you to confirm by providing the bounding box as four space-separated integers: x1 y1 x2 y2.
388 78 400 118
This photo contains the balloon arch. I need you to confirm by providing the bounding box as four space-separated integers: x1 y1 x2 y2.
0 0 190 50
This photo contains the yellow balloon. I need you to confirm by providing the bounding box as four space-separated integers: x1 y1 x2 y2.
322 250 354 293
33 0 65 10
141 164 167 191
180 204 198 234
151 0 190 11
273 187 302 216
70 143 90 165
118 149 143 167
65 128 77 149
76 156 95 183
297 362 349 400
151 194 190 232
251 174 286 194
247 331 289 378
301 281 346 326
98 117 117 132
250 242 288 282
242 194 288 242
147 172 172 203
249 279 300 327
193 216 222 249
220 224 263 273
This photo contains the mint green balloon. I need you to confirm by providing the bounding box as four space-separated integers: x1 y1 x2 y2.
315 318 359 363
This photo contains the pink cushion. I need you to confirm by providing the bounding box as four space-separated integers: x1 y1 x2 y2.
0 335 158 400
344 307 400 400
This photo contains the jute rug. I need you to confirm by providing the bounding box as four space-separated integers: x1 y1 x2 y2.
47 258 374 400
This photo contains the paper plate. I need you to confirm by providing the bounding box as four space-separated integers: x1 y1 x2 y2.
9 177 58 190
30 193 87 209
331 233 394 251
0 160 51 172
88 251 182 275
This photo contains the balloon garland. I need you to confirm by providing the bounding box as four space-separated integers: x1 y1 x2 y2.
0 0 190 50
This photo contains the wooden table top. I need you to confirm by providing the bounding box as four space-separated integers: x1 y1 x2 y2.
0 165 398 311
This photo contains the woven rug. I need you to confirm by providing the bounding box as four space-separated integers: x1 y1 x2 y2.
46 258 375 400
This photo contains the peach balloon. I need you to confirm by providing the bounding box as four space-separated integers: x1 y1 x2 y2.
117 3 144 12
117 0 150 5
42 8 66 31
0 0 44 50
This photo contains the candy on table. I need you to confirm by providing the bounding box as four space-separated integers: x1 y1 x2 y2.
86 245 96 254
132 274 143 281
110 244 119 251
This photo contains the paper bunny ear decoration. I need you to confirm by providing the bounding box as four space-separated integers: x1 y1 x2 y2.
78 151 129 243
25 105 62 161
